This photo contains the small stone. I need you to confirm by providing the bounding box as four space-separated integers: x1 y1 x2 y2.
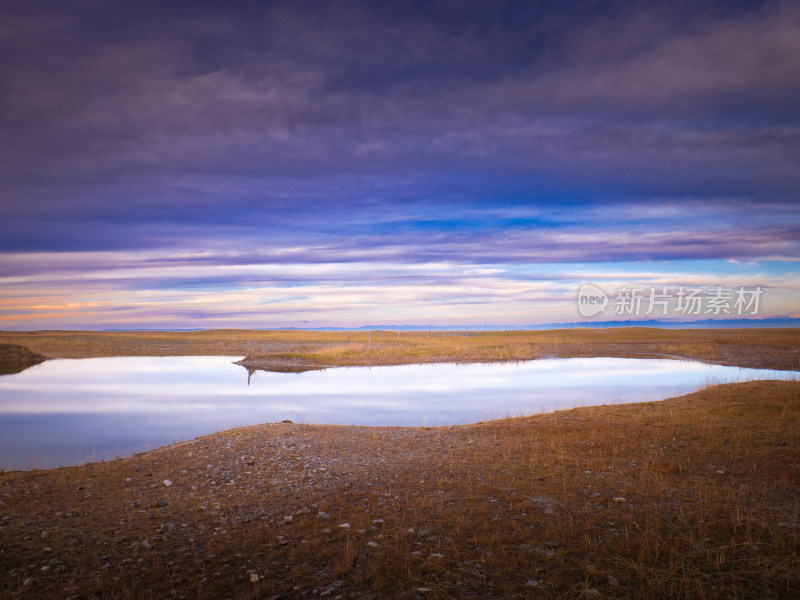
430 553 445 558
163 480 173 487
23 578 34 586
372 518 385 525
338 523 350 529
416 588 432 593
532 546 554 558
43 546 52 552
525 580 539 587
250 573 260 583
318 511 331 520
367 541 379 548
319 580 342 597
607 574 619 587
142 540 152 550
613 497 626 502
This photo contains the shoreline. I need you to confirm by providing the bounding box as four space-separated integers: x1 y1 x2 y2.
234 349 799 373
1 352 797 474
2 327 799 372
3 354 797 474
1 380 798 598
1 328 798 598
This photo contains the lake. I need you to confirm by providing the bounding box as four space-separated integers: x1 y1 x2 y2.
0 356 796 470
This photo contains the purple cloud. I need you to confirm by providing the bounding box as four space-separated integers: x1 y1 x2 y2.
0 0 798 327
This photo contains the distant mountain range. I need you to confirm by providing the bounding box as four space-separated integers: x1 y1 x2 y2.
93 317 800 332
98 317 800 331
223 317 800 332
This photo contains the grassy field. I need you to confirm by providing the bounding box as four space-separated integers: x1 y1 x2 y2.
0 344 46 375
0 380 798 598
0 327 798 370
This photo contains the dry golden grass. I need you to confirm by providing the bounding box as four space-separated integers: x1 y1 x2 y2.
1 328 798 598
0 344 46 375
1 381 799 599
0 327 797 370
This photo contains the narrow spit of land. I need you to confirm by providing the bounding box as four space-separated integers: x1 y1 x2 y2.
1 327 798 371
0 381 798 599
0 344 46 376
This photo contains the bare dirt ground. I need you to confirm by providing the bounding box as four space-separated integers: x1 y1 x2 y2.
1 380 799 599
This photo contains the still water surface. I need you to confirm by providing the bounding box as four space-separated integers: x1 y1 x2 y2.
0 356 796 470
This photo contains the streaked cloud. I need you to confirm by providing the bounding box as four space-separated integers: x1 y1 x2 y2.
0 0 798 327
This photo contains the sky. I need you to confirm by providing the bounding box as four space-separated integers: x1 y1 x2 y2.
1 0 799 329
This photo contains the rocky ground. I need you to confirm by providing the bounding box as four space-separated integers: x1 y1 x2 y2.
1 380 799 599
